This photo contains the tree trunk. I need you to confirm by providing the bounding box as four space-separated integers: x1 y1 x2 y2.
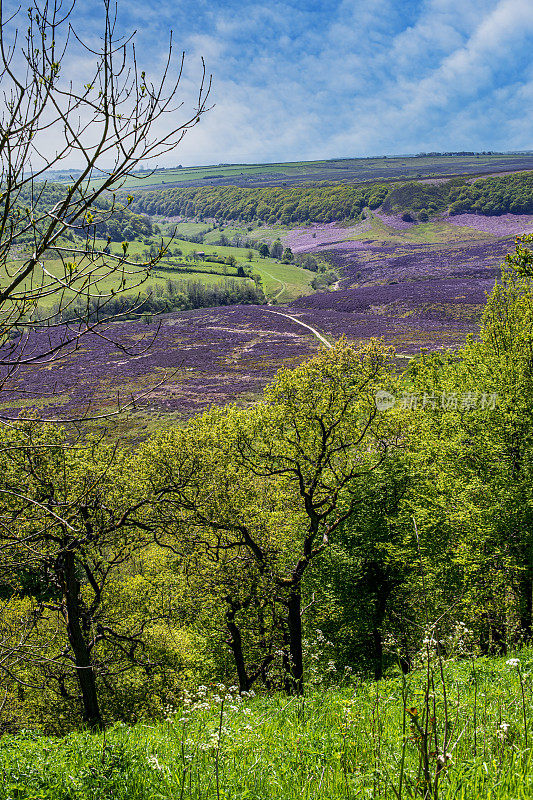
225 605 250 693
519 568 533 642
372 627 384 681
366 561 391 681
256 603 272 689
490 620 507 654
287 588 304 695
398 635 412 675
63 549 103 729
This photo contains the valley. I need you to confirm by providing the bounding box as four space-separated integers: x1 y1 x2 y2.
3 202 529 430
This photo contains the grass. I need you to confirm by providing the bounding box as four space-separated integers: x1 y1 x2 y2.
346 215 494 245
4 233 316 309
3 652 533 799
255 261 315 301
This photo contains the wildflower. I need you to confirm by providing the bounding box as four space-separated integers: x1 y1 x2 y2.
506 658 520 668
147 754 166 772
436 752 453 764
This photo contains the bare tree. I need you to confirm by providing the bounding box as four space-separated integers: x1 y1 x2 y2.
0 0 210 416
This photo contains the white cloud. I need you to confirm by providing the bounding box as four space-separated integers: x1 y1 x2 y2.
6 0 532 167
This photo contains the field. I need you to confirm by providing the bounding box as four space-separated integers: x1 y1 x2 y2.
3 651 533 799
4 234 316 309
0 306 321 430
285 214 515 351
67 152 533 191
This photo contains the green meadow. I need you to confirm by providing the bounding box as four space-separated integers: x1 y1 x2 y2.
3 653 533 800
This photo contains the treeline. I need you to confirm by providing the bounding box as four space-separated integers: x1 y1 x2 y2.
378 172 533 219
128 171 533 225
3 182 153 242
447 171 533 215
91 201 153 242
48 277 265 323
2 237 533 732
129 184 390 224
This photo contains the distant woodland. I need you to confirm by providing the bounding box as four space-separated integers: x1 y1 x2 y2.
128 171 533 223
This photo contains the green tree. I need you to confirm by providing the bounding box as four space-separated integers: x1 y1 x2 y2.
404 238 533 649
0 427 155 729
270 239 283 260
143 341 401 693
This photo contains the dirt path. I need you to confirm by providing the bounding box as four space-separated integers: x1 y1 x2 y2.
262 270 286 301
262 309 332 349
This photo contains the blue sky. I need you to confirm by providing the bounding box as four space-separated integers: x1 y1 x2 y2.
10 0 533 166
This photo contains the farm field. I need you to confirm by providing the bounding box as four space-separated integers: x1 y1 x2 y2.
3 234 316 310
73 152 533 190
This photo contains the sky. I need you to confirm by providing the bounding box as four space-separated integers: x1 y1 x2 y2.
6 0 533 166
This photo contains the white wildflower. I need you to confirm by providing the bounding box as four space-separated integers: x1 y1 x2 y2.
147 754 167 773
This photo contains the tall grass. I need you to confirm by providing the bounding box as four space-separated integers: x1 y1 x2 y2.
2 653 533 799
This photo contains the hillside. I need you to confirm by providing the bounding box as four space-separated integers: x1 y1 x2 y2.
128 171 533 225
75 151 533 190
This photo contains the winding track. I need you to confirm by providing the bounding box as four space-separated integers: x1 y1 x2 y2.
262 308 415 359
262 309 332 349
261 270 286 301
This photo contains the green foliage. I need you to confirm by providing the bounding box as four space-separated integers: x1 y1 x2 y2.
448 173 533 215
3 654 533 799
129 183 373 224
50 276 265 323
4 182 153 243
382 182 449 215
